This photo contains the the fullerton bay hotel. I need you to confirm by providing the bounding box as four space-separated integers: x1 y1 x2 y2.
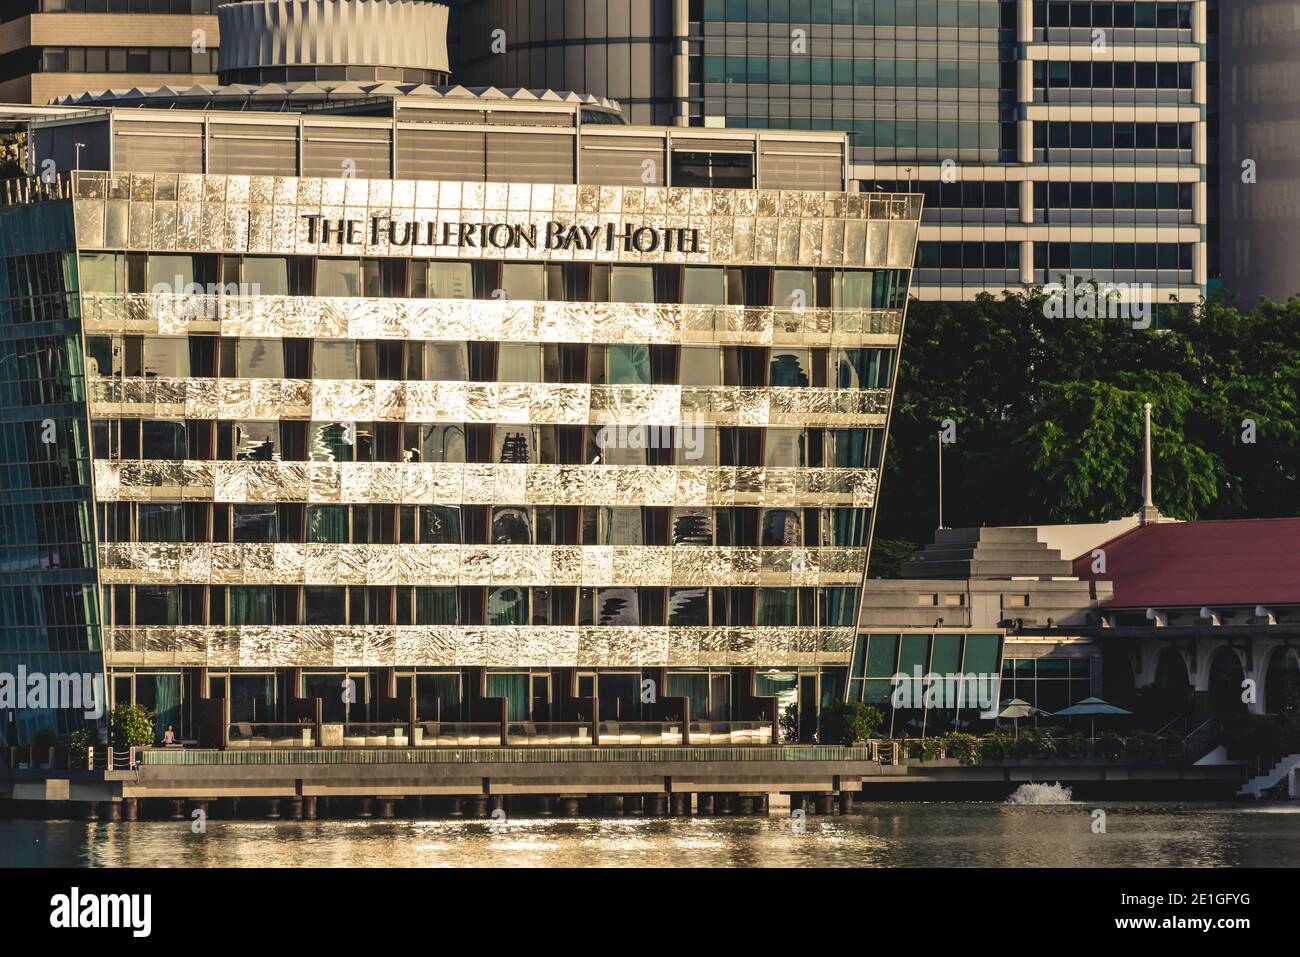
1 0 919 747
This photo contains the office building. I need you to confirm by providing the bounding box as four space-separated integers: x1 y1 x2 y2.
455 0 1209 308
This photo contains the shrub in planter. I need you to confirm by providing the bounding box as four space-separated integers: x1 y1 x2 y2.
817 700 884 746
918 736 945 761
1060 732 1089 758
942 732 981 766
1097 732 1124 761
1125 730 1164 762
979 733 1012 762
1017 728 1057 758
110 704 156 748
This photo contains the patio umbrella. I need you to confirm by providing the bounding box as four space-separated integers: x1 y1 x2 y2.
996 698 1045 738
1054 696 1132 741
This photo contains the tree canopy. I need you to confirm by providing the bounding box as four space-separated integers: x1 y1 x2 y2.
871 290 1300 574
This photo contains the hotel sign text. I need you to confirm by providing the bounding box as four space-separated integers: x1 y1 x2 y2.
301 215 704 254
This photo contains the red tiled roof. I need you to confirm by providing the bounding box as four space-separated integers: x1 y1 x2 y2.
1072 518 1300 608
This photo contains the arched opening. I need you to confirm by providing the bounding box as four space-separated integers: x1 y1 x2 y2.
1264 649 1300 715
1206 647 1248 719
1140 646 1194 728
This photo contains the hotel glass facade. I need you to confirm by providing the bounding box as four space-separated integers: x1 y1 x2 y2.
3 95 919 743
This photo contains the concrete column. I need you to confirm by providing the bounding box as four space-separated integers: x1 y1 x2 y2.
697 793 714 816
538 796 553 817
446 797 464 818
375 798 396 819
1020 179 1034 225
262 797 281 819
737 795 755 816
756 794 769 814
601 794 624 816
121 798 138 821
167 799 186 820
647 793 668 816
468 796 488 819
357 798 373 818
624 794 645 816
1017 0 1032 42
302 796 317 820
189 799 210 822
816 793 835 815
838 791 854 815
671 792 688 816
489 795 505 816
717 793 734 815
561 797 582 817
790 793 806 814
98 801 121 822
1020 240 1034 285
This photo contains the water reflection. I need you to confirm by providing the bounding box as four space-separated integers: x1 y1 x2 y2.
3 803 1297 868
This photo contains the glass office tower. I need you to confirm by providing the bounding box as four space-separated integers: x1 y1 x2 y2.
455 0 1208 310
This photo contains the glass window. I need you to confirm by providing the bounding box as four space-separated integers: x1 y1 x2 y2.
418 505 460 544
310 422 354 462
609 265 654 303
595 587 639 625
497 343 540 382
415 588 458 626
78 253 122 293
312 341 356 379
772 269 814 309
232 504 277 542
761 508 801 546
237 339 284 378
424 343 468 381
769 348 812 387
426 261 474 299
764 428 804 468
304 586 345 625
146 254 194 293
683 267 726 304
307 505 348 543
668 588 708 626
606 344 651 385
241 257 288 296
135 585 180 626
494 426 538 463
141 420 186 459
758 588 798 625
142 337 188 378
679 347 721 386
838 270 876 308
420 424 466 463
138 503 183 542
830 428 874 468
229 586 273 625
488 586 528 625
234 421 278 461
500 263 545 301
316 259 361 297
491 506 532 545
834 348 890 389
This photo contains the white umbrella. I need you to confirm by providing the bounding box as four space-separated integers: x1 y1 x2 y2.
996 698 1047 738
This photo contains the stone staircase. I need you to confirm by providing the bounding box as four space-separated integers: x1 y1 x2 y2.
902 527 1075 580
1237 753 1300 798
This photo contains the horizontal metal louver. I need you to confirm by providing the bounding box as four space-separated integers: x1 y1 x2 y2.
113 120 204 174
207 122 298 176
301 127 391 179
671 137 755 153
397 128 487 181
486 132 574 184
579 135 666 186
758 140 844 190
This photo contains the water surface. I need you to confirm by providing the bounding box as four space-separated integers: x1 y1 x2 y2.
4 801 1297 867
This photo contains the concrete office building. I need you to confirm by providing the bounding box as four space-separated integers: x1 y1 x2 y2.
0 1 224 106
455 0 1209 308
0 0 920 747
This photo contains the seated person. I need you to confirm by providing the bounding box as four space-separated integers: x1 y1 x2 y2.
160 724 178 747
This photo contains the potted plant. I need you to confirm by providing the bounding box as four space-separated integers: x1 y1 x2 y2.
110 703 156 749
817 701 884 746
66 728 100 769
979 733 1011 762
942 732 980 766
1097 732 1124 761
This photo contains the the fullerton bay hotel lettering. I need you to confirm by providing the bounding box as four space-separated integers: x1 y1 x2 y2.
301 215 704 254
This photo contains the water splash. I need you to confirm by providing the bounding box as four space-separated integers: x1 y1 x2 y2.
1005 782 1073 804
